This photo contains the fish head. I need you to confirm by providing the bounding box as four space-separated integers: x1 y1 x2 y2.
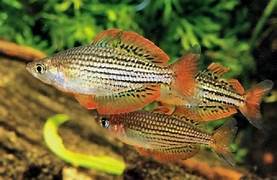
98 115 125 136
26 57 65 88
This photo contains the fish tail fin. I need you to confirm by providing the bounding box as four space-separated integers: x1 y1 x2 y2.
239 80 273 129
210 119 237 166
170 53 199 97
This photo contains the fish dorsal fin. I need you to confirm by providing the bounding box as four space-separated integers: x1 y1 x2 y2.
207 63 230 77
135 144 200 162
92 29 170 66
228 79 245 95
94 84 160 114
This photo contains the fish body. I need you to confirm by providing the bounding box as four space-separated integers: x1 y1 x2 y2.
26 29 197 114
99 111 237 164
159 63 273 129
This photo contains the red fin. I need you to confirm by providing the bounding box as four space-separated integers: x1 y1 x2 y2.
95 85 160 114
174 106 237 122
228 79 245 95
240 80 273 129
171 53 198 96
207 63 230 76
210 119 237 166
74 94 97 109
135 145 200 162
92 29 169 65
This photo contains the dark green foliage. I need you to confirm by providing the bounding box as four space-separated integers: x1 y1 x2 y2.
0 0 270 81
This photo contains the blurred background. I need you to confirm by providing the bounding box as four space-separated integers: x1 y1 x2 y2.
0 0 276 179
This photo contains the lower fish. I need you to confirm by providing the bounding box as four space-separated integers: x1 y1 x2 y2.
158 63 273 129
98 111 237 165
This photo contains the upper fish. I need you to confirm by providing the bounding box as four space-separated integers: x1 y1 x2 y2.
26 29 198 114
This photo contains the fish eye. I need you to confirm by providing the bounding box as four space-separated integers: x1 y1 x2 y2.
35 63 46 74
100 117 110 128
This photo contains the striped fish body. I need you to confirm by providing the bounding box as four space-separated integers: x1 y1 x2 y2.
193 70 245 108
47 45 173 95
99 110 237 164
100 111 212 149
26 29 198 114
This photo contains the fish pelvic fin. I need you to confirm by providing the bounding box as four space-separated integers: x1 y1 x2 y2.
95 84 160 114
92 29 170 65
210 119 237 166
239 80 273 129
170 53 199 97
74 94 97 109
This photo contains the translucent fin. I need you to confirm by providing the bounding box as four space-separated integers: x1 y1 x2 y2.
74 94 97 110
207 63 230 77
174 106 237 122
210 119 237 166
135 144 200 162
92 29 169 65
228 79 245 95
171 53 199 96
95 85 160 114
240 80 274 129
153 102 176 115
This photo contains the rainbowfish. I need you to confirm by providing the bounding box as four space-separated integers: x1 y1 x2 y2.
98 111 237 165
158 63 274 129
26 29 198 114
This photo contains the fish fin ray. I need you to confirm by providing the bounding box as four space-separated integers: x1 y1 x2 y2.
207 63 230 77
95 85 160 114
240 80 273 129
171 53 199 96
92 29 169 65
175 106 237 122
74 94 97 109
211 119 237 166
135 145 200 162
228 79 245 95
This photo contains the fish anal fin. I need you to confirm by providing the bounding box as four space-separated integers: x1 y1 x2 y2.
92 29 169 65
135 145 200 162
153 102 176 115
175 106 237 122
95 85 160 114
74 94 97 110
228 79 245 95
207 63 230 77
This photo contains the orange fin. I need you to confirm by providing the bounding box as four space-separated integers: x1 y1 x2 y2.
210 119 237 166
92 29 169 65
136 145 200 162
153 102 176 115
74 94 97 109
240 80 273 129
95 85 160 114
207 63 230 77
171 53 199 96
174 106 237 122
228 79 245 95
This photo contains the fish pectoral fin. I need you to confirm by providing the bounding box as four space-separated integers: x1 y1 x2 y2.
174 106 237 122
94 85 160 114
135 144 200 162
92 29 169 66
74 94 97 109
228 79 245 95
207 63 230 77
